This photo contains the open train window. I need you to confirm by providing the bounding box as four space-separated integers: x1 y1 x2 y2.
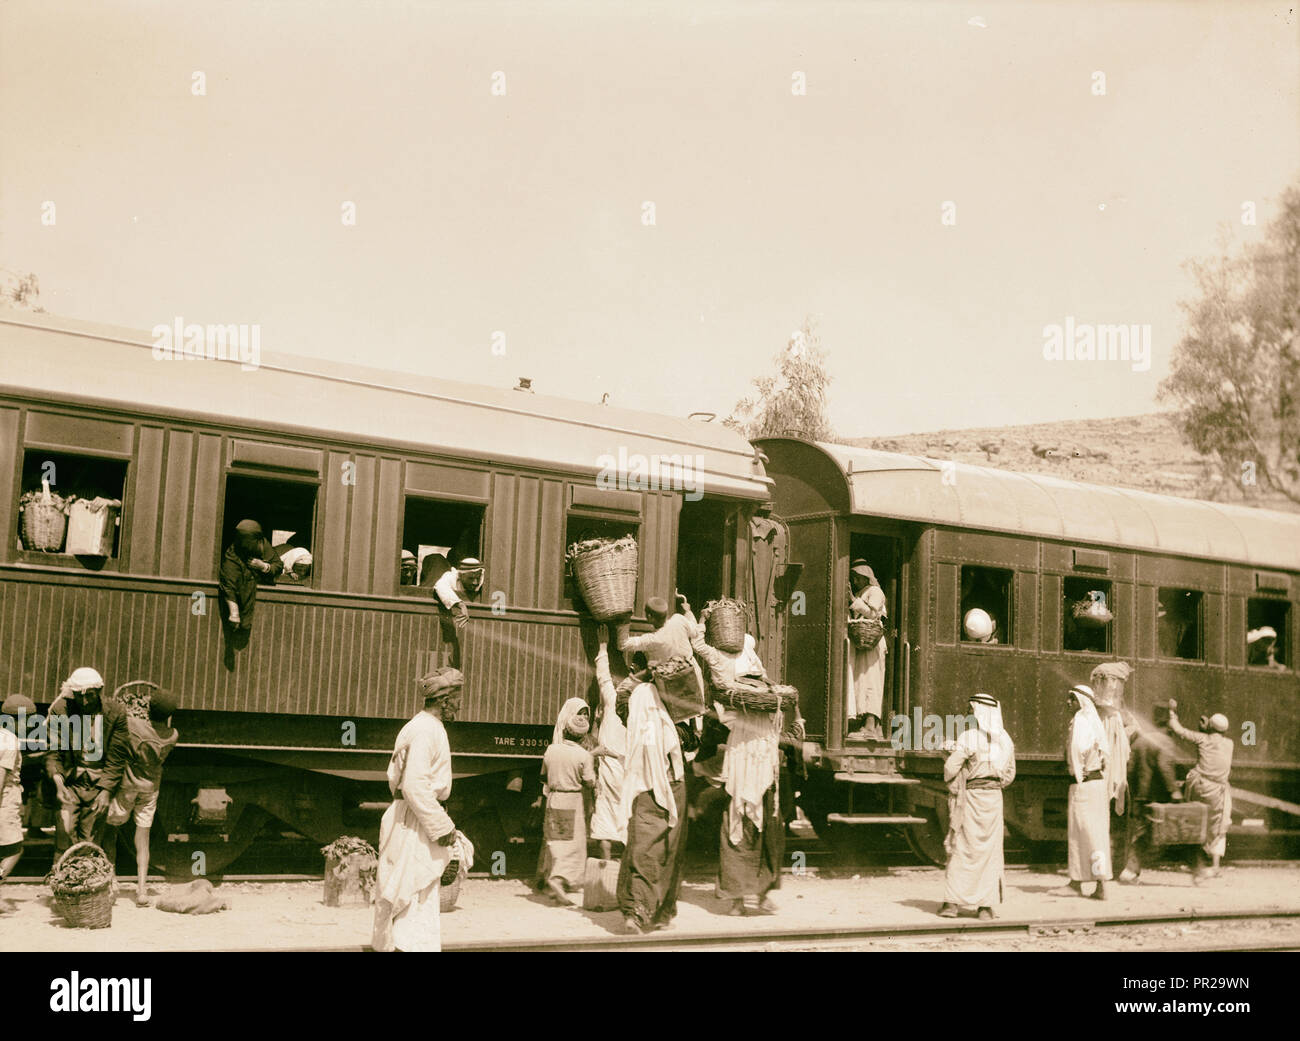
222 474 317 586
563 514 639 614
1063 576 1112 654
960 565 1013 646
16 450 127 561
1158 588 1203 660
402 496 485 593
1247 597 1290 670
676 498 729 617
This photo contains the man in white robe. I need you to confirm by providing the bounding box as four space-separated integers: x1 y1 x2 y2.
939 693 1015 919
372 667 462 952
1057 683 1111 900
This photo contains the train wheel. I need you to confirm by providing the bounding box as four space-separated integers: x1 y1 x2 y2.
904 809 947 866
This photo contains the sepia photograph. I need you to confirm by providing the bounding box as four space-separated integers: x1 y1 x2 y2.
0 0 1297 1009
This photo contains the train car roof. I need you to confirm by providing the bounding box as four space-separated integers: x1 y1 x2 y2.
757 437 1300 572
0 310 771 500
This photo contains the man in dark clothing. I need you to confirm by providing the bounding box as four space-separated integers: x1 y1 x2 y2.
47 667 129 855
1118 713 1181 882
219 519 283 632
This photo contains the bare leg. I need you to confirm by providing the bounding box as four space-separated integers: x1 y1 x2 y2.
0 850 21 882
134 826 151 905
599 840 612 860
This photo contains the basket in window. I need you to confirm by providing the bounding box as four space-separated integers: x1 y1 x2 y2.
1071 590 1113 628
47 841 117 929
567 535 638 620
700 597 747 653
848 616 885 650
19 487 74 553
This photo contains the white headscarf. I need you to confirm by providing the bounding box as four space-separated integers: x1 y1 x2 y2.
1067 684 1107 784
551 697 589 746
966 693 1015 780
618 682 683 828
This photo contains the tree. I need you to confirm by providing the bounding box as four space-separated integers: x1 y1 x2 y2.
1160 184 1300 503
0 269 44 312
726 316 835 441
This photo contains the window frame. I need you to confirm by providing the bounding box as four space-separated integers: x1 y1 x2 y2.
1246 594 1292 671
397 492 489 598
1156 586 1205 662
217 470 322 590
958 563 1016 649
14 446 131 571
1061 575 1114 656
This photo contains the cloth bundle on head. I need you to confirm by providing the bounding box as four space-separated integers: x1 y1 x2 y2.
1066 684 1106 784
1247 627 1277 644
552 697 590 744
1207 713 1229 733
418 667 463 701
2 693 36 715
65 667 105 692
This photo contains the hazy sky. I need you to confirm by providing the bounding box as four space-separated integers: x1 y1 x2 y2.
2 1 1296 438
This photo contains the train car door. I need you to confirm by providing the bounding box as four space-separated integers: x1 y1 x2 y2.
845 525 920 743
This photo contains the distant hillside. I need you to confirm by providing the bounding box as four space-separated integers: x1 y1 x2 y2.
844 412 1299 515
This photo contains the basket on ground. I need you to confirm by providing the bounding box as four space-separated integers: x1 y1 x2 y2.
21 499 68 552
567 536 638 620
847 617 884 650
701 597 746 653
48 841 116 929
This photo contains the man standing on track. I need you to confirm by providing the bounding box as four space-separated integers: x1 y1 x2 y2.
47 667 128 857
939 693 1016 920
1057 684 1111 901
372 667 462 953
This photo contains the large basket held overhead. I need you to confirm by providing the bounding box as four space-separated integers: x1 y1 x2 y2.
701 597 746 653
568 536 638 621
48 841 116 929
848 617 884 650
21 499 67 552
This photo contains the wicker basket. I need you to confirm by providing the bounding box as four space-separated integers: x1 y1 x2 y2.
702 598 746 653
21 500 67 552
568 536 638 621
49 842 116 929
113 679 159 721
848 617 885 650
715 681 799 714
440 858 462 912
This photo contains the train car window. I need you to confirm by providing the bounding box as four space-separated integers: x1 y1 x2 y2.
677 499 729 617
402 497 486 593
17 450 127 560
1247 597 1290 670
563 514 639 613
1062 576 1112 654
222 475 317 586
1157 588 1203 660
960 566 1013 646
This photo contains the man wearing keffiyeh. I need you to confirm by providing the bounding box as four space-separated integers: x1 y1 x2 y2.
1056 684 1112 900
938 693 1016 919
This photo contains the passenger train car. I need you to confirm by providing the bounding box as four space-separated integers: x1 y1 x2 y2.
0 312 771 871
758 437 1300 861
